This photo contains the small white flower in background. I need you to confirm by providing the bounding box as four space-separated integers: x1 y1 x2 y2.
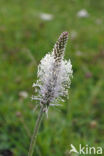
40 13 53 21
75 50 83 56
77 9 89 18
71 30 77 40
32 32 73 114
19 91 28 99
95 18 102 25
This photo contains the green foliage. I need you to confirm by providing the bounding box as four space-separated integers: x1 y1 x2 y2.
0 0 104 155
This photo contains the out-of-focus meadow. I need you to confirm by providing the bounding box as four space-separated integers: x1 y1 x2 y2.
0 0 104 155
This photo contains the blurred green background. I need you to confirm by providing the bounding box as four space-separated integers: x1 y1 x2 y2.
0 0 104 156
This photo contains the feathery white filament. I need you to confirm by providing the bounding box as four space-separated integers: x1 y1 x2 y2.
32 32 73 111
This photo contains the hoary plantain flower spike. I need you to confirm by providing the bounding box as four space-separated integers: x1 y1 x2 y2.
32 32 73 113
28 32 73 156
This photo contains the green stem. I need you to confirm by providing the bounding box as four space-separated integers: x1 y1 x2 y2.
28 105 44 156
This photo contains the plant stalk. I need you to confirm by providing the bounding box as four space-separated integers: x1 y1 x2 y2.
28 105 44 156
